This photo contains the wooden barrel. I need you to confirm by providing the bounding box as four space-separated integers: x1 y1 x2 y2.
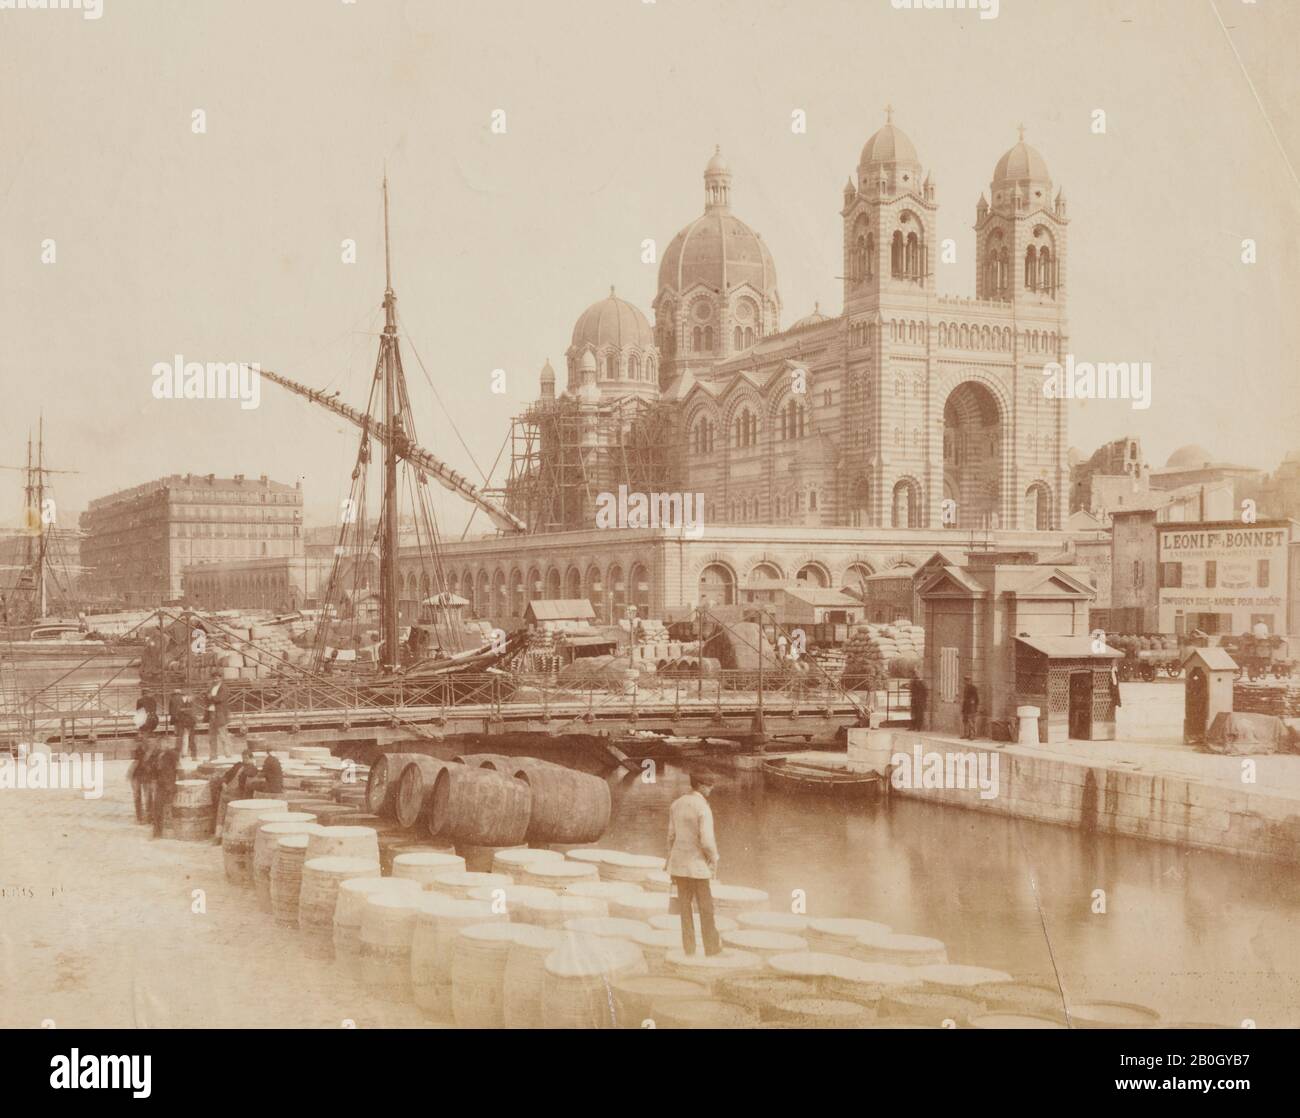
426 870 513 901
167 780 215 841
663 948 763 994
307 803 363 828
427 766 531 847
466 883 559 923
716 975 819 1018
334 877 421 980
391 851 466 885
563 848 621 867
451 923 522 1027
969 981 1068 1020
360 891 424 1001
382 841 456 875
565 881 644 903
721 929 809 958
762 951 843 982
880 988 986 1027
410 895 505 1022
805 917 891 956
628 927 682 974
269 834 311 928
286 796 336 815
365 752 421 818
290 745 334 762
395 756 453 829
512 761 611 844
852 930 948 967
911 963 1013 996
451 752 514 770
458 844 523 874
822 958 919 1005
298 856 381 959
253 819 320 911
222 800 289 885
766 997 875 1029
490 847 564 878
519 893 607 929
736 911 809 934
518 861 599 890
306 825 379 864
598 852 666 884
641 870 672 893
502 925 565 1028
648 913 739 940
562 916 653 943
540 934 648 1029
1069 1001 1161 1029
655 998 760 1030
709 883 770 913
607 893 671 921
612 975 709 1028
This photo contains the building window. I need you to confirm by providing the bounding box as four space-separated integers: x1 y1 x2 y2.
1132 560 1144 588
1160 561 1182 589
1204 560 1216 589
1258 559 1270 589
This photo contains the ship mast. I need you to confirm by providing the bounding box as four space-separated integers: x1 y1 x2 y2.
36 417 47 618
380 177 402 672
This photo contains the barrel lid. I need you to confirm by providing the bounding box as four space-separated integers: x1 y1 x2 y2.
659 998 758 1027
779 997 872 1020
736 911 809 933
537 895 606 918
767 951 843 978
340 876 421 897
611 893 670 914
600 851 666 869
413 894 496 919
912 964 1013 988
563 917 652 938
629 928 681 949
856 930 946 953
303 856 381 874
544 933 644 978
261 821 321 837
276 834 311 850
458 922 523 944
565 881 644 899
710 883 770 905
493 847 564 866
721 929 808 952
1069 1000 1161 1026
665 947 762 971
648 913 739 934
527 862 597 880
825 957 919 986
257 812 316 826
467 883 554 905
504 924 564 951
393 852 464 869
431 870 512 888
229 798 285 811
365 891 423 912
564 848 624 865
315 825 378 838
642 870 672 890
808 917 891 939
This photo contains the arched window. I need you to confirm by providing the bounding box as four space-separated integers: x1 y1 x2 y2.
866 233 875 277
704 325 713 352
605 354 617 380
744 326 754 348
891 231 904 277
1024 245 1038 290
733 326 743 350
692 326 702 352
809 490 818 511
1038 247 1053 294
905 232 920 278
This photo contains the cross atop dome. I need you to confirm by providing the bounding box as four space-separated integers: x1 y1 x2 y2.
1017 123 1026 142
885 103 893 124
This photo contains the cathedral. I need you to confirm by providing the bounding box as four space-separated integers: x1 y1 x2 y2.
536 111 1070 536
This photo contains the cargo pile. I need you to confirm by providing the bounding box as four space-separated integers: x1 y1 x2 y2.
842 623 924 688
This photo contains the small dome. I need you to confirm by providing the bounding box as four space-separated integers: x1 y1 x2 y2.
859 122 919 169
705 145 730 175
570 288 655 352
991 131 1052 204
579 349 597 372
540 359 555 382
1166 444 1213 469
791 302 830 330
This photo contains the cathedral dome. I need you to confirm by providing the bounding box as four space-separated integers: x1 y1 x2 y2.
1166 444 1213 469
658 212 777 298
791 302 830 330
991 133 1053 204
570 288 654 352
859 121 919 170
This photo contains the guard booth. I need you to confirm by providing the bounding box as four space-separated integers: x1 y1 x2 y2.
1183 647 1238 745
1013 636 1124 743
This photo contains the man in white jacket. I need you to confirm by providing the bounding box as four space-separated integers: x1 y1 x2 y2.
666 767 721 956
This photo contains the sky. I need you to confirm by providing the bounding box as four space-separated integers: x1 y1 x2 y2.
2 0 1298 534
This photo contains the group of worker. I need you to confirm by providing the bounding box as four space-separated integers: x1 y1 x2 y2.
127 668 282 839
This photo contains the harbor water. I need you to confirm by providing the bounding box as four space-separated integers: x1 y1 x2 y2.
602 763 1300 1028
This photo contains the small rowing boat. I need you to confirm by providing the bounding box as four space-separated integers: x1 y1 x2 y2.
761 756 885 800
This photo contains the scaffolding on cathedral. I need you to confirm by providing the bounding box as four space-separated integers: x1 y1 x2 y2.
502 395 683 534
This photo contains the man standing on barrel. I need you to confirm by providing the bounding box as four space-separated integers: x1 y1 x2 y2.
666 766 722 957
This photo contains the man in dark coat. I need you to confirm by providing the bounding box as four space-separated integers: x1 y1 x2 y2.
259 752 284 793
910 676 928 731
961 676 980 740
152 746 179 838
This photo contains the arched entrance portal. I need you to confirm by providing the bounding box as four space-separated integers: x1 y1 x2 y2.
698 563 735 607
943 381 1002 529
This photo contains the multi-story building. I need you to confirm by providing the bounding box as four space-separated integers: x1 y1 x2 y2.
79 473 303 605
